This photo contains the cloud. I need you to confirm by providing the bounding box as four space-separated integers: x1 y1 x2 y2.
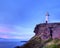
0 24 34 39
0 35 9 38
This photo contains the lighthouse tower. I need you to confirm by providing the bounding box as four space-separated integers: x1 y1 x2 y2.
45 12 49 24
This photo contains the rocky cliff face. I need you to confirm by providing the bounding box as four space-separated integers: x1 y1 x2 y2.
34 23 60 40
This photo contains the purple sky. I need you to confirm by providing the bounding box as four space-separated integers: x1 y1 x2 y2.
0 0 60 40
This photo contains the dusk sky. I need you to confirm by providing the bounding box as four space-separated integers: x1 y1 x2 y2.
0 0 60 40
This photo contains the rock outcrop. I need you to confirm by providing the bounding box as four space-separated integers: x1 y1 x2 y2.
34 23 60 40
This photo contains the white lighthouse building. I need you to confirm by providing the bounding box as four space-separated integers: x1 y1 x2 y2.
45 12 49 24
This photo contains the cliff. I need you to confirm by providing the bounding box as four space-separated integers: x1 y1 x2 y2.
34 23 60 40
15 23 60 48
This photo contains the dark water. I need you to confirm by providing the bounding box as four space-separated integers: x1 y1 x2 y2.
0 41 26 48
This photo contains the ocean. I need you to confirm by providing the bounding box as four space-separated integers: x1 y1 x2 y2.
0 41 26 48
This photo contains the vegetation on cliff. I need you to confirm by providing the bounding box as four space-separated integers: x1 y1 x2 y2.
15 35 60 48
16 36 60 48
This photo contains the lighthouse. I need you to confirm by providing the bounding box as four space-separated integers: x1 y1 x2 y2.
45 12 49 24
